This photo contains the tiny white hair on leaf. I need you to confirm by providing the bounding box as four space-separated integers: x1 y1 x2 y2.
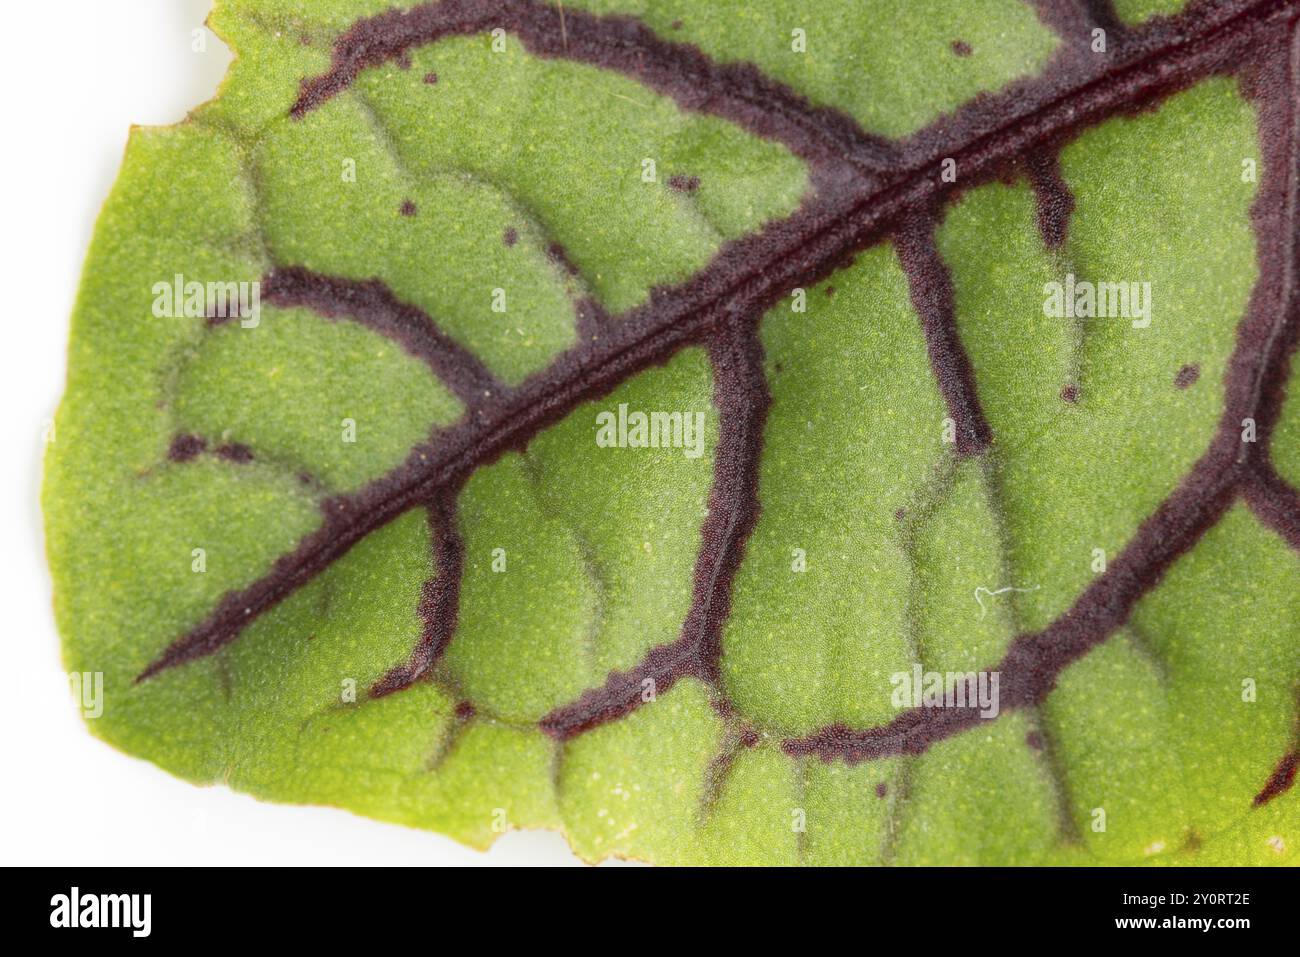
973 584 1040 620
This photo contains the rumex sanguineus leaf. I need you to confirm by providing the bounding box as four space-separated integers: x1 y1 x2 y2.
44 0 1300 865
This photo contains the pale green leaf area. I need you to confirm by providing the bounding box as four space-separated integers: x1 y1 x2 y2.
721 245 1009 736
566 0 1060 138
45 0 1298 865
1113 0 1190 26
447 349 717 722
175 306 462 492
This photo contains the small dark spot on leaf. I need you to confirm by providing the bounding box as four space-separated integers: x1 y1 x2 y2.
875 782 888 798
774 361 784 374
1025 731 1044 751
668 174 701 193
825 286 836 298
397 53 412 70
1061 383 1080 404
671 19 683 30
299 35 313 47
168 434 206 462
1183 830 1202 851
455 700 476 720
1175 363 1200 389
894 507 907 521
503 226 518 247
400 200 418 217
740 726 760 748
951 40 973 57
423 71 439 85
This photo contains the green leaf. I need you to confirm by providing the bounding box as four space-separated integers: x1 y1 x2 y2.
45 0 1299 865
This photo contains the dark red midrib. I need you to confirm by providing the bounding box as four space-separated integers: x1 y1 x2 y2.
138 0 1298 770
136 183 847 682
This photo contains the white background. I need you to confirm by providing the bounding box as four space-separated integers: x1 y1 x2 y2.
0 1 604 867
